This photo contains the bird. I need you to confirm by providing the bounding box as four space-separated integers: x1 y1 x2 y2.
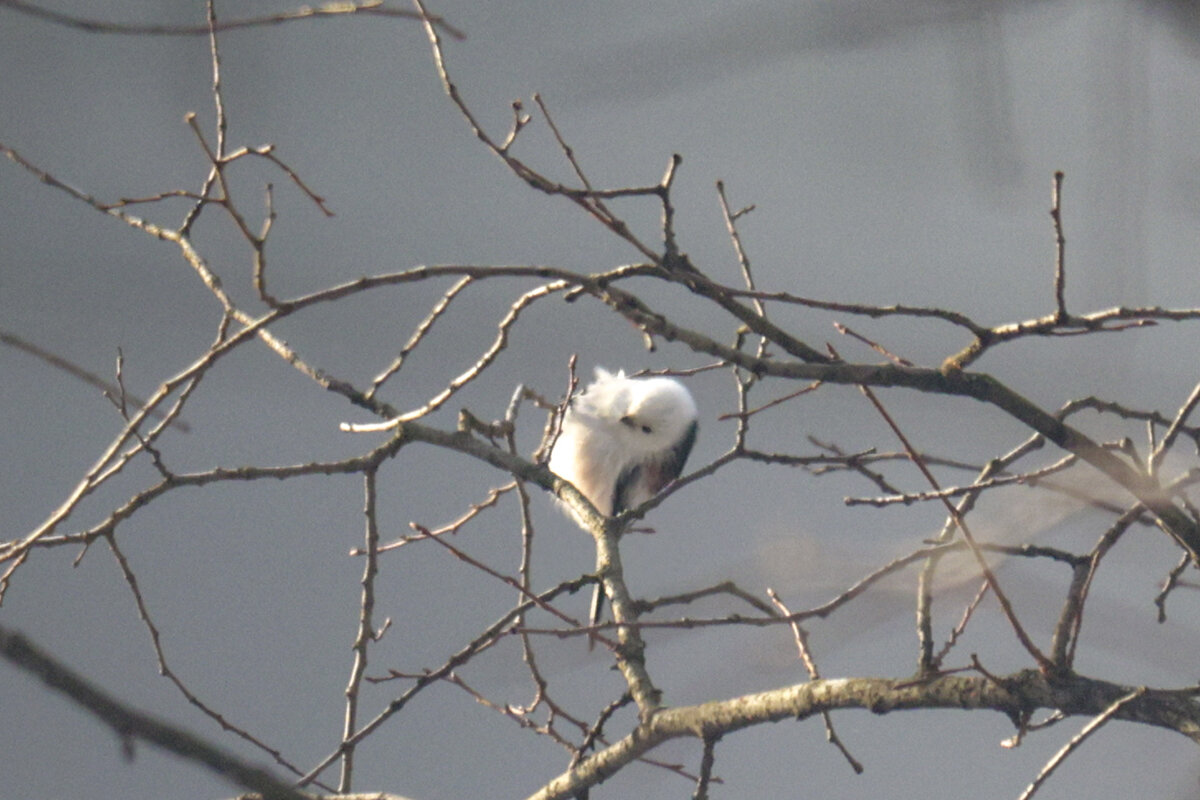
548 367 699 645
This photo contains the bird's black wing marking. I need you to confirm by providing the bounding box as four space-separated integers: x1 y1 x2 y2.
596 421 696 636
589 579 607 640
611 462 643 516
649 419 698 494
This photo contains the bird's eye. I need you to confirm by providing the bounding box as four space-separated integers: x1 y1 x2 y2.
619 415 653 434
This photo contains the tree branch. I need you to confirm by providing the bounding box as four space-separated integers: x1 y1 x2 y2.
528 671 1200 800
0 625 315 800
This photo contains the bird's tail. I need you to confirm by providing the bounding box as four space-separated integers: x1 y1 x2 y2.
588 583 606 651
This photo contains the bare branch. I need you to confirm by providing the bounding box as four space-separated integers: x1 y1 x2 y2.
340 469 383 793
849 367 1053 672
769 589 863 774
298 576 594 787
1016 687 1147 800
1050 170 1067 322
0 0 464 39
528 672 1199 800
1151 379 1200 475
0 625 316 800
0 329 190 432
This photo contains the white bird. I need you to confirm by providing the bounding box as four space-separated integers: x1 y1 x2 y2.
548 367 699 642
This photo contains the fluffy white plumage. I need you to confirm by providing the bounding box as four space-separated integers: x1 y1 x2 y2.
549 367 698 517
548 367 699 639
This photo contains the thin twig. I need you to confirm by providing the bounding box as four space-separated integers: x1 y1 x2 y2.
1150 379 1200 475
358 279 574 425
846 356 1053 672
412 0 659 261
298 576 593 787
691 734 720 800
341 468 384 793
768 589 863 774
103 534 326 788
1050 171 1067 322
364 483 516 553
1062 506 1142 667
930 579 990 671
1016 688 1146 800
410 523 598 636
715 180 765 320
716 381 821 421
833 321 914 367
1154 551 1194 623
846 453 1077 507
366 275 474 400
518 541 1080 641
634 580 780 619
442 672 581 753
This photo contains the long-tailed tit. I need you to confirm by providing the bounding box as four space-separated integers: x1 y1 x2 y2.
548 367 698 643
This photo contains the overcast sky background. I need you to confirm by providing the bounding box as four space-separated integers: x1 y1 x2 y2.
3 1 1200 799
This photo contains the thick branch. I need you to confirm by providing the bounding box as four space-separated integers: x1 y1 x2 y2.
529 671 1200 800
0 625 313 800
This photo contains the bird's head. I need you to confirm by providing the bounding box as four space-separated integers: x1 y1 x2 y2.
587 368 698 456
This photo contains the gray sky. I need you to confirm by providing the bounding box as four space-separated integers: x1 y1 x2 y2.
3 1 1200 798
